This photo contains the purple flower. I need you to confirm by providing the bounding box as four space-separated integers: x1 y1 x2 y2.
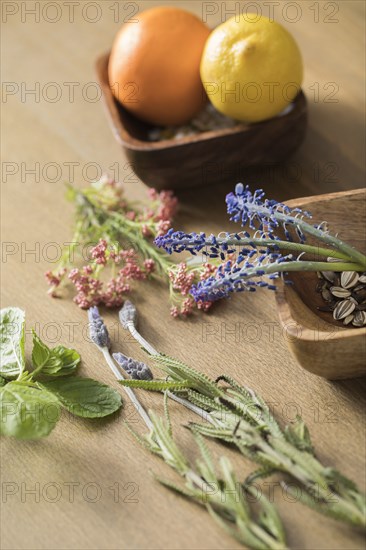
153 184 319 303
113 353 153 380
119 300 137 329
155 230 207 255
88 306 111 349
226 183 311 242
190 256 282 302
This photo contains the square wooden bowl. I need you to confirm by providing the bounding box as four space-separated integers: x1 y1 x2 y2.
275 189 366 380
96 52 308 191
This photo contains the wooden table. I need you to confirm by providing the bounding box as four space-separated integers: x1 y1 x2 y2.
1 1 365 549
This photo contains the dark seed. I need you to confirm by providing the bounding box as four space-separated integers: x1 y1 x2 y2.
321 271 337 283
322 288 333 301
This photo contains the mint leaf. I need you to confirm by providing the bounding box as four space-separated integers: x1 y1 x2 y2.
41 377 122 418
32 332 50 368
47 346 80 376
0 307 26 379
0 381 60 439
31 332 80 377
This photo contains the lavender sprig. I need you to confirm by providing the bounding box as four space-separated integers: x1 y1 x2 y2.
119 300 157 356
119 299 138 329
87 306 152 430
113 353 153 381
118 301 214 423
88 306 111 349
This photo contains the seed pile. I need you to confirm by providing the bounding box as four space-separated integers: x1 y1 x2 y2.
148 103 238 141
317 261 366 327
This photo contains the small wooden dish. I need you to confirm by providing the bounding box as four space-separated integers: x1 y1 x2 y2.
96 52 308 190
275 189 366 380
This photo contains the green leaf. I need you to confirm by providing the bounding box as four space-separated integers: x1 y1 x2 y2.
0 376 6 387
31 332 50 368
245 466 277 484
31 332 80 377
254 488 287 544
187 390 225 413
155 475 195 500
119 379 190 391
0 307 26 379
0 381 60 439
284 416 314 454
65 183 77 202
40 377 122 418
153 355 221 397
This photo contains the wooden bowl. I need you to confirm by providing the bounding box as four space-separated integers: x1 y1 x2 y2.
275 189 366 380
96 52 308 191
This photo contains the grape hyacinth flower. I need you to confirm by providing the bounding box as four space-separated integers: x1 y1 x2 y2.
113 353 153 381
155 184 366 304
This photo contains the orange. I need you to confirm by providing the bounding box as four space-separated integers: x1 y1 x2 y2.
108 6 211 126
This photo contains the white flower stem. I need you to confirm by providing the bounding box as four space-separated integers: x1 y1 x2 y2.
101 347 153 431
126 321 158 356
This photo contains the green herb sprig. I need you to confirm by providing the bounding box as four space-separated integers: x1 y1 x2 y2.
90 307 287 549
118 302 366 530
128 395 288 550
0 307 122 439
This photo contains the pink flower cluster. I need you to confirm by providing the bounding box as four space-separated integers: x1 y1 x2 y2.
45 177 178 311
168 262 216 318
145 189 178 236
46 241 155 309
71 243 155 309
45 268 67 296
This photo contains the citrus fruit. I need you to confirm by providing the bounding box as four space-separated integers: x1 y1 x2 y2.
109 6 211 126
200 15 303 122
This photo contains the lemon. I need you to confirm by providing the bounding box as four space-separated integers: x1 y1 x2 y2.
200 15 303 122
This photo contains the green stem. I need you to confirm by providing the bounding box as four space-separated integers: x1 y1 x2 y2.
262 260 363 274
77 190 173 276
295 218 366 266
252 205 366 267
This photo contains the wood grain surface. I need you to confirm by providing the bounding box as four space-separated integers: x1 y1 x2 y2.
1 1 365 549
